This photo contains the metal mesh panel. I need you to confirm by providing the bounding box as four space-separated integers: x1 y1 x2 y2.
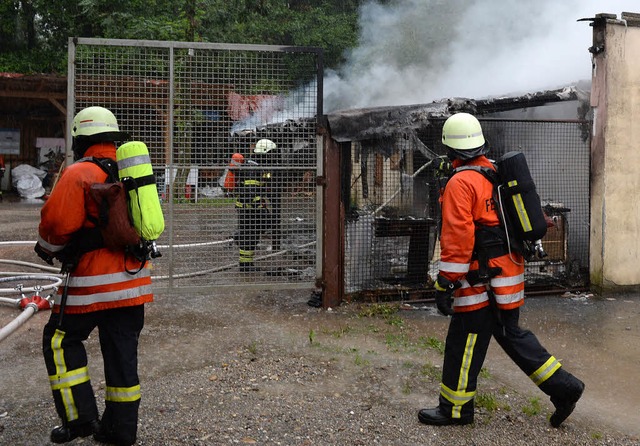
344 119 590 296
70 39 321 290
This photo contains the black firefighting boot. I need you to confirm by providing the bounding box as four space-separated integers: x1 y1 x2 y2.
93 416 137 446
50 419 99 443
549 376 585 428
418 407 474 426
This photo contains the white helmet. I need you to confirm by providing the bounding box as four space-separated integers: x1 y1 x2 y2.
442 113 485 150
71 106 129 140
254 139 276 154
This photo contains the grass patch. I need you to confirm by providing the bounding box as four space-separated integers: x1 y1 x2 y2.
245 341 259 355
358 303 404 327
418 336 445 354
475 392 499 411
321 325 353 338
385 332 411 351
522 397 542 416
420 362 441 380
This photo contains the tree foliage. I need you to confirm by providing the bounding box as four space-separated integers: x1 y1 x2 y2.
0 0 362 74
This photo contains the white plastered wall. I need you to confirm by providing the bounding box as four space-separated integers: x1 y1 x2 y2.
590 15 640 289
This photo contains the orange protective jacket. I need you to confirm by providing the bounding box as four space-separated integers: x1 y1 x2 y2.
439 155 524 313
37 142 153 314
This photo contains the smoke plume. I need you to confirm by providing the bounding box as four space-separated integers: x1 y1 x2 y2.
324 0 638 112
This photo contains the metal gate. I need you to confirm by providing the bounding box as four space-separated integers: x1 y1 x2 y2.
344 119 590 297
68 38 323 291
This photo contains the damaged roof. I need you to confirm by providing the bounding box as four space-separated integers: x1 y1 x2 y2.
326 85 589 142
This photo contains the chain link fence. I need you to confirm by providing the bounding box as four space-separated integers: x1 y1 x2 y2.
69 38 322 290
344 119 590 297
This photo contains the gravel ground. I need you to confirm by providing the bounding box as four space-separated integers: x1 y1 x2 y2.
1 288 639 446
1 198 640 445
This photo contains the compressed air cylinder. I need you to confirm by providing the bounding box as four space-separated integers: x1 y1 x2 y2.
496 151 547 241
116 141 165 241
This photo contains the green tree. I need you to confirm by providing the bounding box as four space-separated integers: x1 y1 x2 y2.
0 0 361 74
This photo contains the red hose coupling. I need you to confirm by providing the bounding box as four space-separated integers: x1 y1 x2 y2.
19 295 53 311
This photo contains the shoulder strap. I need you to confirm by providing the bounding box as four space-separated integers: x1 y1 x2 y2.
79 157 119 183
452 165 499 185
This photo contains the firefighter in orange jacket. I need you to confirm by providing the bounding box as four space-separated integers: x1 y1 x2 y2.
34 106 151 445
418 113 584 428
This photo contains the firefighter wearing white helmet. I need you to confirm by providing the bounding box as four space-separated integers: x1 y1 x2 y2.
71 106 130 160
418 112 584 428
234 139 277 271
37 106 150 445
254 138 276 154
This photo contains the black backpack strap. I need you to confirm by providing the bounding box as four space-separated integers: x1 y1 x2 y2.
78 156 119 183
452 165 499 184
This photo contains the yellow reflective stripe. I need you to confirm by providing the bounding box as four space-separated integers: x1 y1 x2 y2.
245 180 262 186
439 261 470 273
49 366 90 390
434 281 447 292
50 329 82 421
530 356 562 386
52 329 67 374
440 333 478 418
239 249 255 263
440 383 476 404
106 385 141 403
511 193 532 232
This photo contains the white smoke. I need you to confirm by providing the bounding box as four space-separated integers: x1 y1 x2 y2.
324 0 639 112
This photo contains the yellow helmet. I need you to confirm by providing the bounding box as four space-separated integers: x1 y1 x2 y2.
442 113 485 151
254 139 276 154
71 106 129 140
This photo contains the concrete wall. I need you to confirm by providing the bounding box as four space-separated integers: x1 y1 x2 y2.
590 13 640 290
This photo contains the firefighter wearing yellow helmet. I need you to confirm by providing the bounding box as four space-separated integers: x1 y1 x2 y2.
418 112 584 428
37 106 151 445
234 139 276 271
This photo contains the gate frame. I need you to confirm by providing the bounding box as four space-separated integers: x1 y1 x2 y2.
66 37 324 293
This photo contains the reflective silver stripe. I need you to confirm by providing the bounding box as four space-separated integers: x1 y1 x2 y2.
439 261 470 273
106 385 141 403
439 382 476 406
453 291 488 308
52 284 153 306
446 131 483 139
78 121 118 130
530 356 562 386
490 273 525 287
49 366 91 390
494 291 524 305
37 235 65 253
68 269 150 287
117 153 151 170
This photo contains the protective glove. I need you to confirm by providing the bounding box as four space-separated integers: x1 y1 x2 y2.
34 242 55 265
435 156 452 178
434 275 461 316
